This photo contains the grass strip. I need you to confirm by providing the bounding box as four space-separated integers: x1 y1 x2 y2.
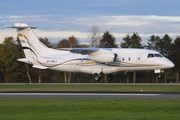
0 84 180 92
0 98 180 120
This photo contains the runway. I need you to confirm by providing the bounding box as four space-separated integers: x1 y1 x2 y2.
0 92 180 99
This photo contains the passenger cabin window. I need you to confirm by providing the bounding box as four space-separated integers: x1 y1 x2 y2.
128 57 131 61
122 57 124 61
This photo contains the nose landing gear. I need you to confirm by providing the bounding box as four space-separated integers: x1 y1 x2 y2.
158 73 163 79
155 69 164 79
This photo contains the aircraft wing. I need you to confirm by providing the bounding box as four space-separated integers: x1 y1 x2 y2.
58 48 119 63
58 48 112 55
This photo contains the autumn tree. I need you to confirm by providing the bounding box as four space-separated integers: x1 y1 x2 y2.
57 36 80 48
68 36 80 48
80 44 90 48
99 31 118 48
39 37 52 48
57 39 69 48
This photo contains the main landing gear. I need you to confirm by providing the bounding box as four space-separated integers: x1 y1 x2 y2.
107 74 113 81
94 73 102 81
93 73 113 81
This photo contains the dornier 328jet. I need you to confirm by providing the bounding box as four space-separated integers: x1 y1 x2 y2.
7 23 174 81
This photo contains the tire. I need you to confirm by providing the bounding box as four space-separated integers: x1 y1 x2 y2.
94 75 101 81
107 75 113 81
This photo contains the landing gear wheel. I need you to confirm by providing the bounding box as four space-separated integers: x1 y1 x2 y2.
94 76 101 81
158 73 162 79
107 75 113 81
94 73 102 81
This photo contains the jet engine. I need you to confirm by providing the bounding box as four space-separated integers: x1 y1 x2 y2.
90 53 119 63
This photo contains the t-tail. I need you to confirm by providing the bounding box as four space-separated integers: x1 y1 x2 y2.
7 23 57 57
7 23 60 69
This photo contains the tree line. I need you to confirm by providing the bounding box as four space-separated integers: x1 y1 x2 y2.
0 26 179 83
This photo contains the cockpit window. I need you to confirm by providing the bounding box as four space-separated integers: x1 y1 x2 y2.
154 54 163 57
147 53 154 58
147 53 163 58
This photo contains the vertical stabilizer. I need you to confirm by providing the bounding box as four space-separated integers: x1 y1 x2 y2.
7 23 59 58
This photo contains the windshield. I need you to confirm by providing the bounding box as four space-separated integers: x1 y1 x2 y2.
154 54 163 57
147 53 163 58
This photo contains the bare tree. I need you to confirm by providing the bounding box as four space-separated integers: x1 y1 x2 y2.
87 24 101 47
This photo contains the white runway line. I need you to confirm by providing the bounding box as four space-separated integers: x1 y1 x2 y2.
0 93 162 96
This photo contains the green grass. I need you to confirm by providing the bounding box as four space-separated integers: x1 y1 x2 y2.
0 99 180 120
0 84 180 120
0 84 180 92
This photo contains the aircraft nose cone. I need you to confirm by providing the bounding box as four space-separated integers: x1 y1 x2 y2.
167 61 174 68
157 58 174 69
163 59 174 68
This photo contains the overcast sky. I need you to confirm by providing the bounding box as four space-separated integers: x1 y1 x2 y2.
1 0 180 44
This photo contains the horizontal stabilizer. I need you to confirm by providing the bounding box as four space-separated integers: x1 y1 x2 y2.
7 23 37 29
33 65 48 69
17 58 32 63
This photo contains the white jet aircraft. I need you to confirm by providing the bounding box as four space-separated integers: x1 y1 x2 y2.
7 23 174 81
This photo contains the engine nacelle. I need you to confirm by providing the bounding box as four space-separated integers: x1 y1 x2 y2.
90 53 119 63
